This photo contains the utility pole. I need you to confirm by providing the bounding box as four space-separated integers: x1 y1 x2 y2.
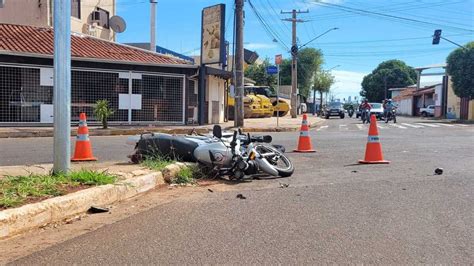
150 0 157 51
234 0 244 127
282 9 308 118
53 0 71 174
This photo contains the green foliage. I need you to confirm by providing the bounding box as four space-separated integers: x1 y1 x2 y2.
141 155 175 172
279 48 324 98
174 167 195 184
244 58 277 86
94 99 114 129
360 60 417 102
446 42 474 99
313 71 335 111
0 171 117 209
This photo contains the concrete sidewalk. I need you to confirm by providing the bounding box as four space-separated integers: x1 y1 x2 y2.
0 115 322 138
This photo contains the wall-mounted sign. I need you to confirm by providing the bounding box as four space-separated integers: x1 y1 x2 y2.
201 4 225 65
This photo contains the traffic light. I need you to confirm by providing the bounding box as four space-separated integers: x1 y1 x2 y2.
432 29 442 45
291 45 298 57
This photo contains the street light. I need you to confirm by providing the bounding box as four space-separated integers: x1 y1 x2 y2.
299 27 339 49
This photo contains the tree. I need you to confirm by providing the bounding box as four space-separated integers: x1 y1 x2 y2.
313 71 335 111
360 60 417 102
279 47 324 98
446 42 474 99
244 58 277 86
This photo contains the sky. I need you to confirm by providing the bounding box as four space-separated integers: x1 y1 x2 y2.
116 0 474 99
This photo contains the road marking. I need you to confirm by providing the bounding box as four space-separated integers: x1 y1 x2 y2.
415 123 439 128
433 123 455 127
339 124 348 130
356 124 365 130
377 125 386 129
456 124 469 127
316 125 328 131
401 123 424 128
390 124 407 129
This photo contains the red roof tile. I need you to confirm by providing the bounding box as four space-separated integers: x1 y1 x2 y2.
0 23 192 66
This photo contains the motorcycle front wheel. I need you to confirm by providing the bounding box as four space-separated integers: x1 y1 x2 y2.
256 144 294 177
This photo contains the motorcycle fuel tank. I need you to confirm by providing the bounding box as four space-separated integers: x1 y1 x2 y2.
193 141 233 166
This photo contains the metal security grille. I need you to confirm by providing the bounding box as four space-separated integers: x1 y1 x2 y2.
187 80 198 124
0 64 186 125
0 65 52 123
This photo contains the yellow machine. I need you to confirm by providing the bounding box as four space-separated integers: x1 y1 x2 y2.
228 92 274 119
244 84 290 117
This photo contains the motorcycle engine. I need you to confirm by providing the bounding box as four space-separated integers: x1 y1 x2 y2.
243 161 258 175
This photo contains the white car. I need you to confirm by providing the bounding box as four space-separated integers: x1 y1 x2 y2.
369 103 384 120
420 105 435 117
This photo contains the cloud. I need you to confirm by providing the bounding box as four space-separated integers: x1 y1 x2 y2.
244 43 278 50
329 70 368 99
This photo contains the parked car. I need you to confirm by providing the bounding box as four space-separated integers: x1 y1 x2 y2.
323 102 345 119
420 105 435 117
370 103 384 120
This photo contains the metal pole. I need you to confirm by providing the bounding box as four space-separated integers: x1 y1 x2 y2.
290 9 297 119
150 0 157 51
312 87 316 116
234 0 244 127
277 64 280 128
53 0 71 174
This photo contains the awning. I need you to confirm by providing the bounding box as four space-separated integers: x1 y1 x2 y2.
204 66 232 79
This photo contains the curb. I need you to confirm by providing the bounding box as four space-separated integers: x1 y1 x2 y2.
0 119 323 139
0 162 190 240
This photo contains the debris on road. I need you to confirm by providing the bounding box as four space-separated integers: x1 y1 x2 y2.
435 168 444 175
208 188 214 193
87 206 110 214
351 170 358 173
279 182 289 188
236 194 247 199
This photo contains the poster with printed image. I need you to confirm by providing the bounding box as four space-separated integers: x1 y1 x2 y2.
201 4 225 64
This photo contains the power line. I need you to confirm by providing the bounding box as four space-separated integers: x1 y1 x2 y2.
311 1 474 32
247 0 290 50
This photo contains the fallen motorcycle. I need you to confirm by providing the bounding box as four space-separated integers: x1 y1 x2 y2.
127 126 294 180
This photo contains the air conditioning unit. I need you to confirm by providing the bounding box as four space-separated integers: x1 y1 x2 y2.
91 10 101 22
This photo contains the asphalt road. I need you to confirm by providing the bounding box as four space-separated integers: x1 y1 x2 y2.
5 117 474 264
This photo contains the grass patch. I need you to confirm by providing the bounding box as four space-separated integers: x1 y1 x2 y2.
141 155 175 172
171 165 207 185
0 170 116 209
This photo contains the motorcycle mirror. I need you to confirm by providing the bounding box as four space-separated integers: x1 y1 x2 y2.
213 125 222 139
263 135 272 143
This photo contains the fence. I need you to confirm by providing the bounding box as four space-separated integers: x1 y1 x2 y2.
0 64 187 125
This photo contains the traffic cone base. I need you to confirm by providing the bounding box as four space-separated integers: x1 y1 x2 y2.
72 113 97 162
294 114 316 153
359 114 389 164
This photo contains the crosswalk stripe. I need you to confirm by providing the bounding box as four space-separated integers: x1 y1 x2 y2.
401 123 424 128
377 125 386 129
339 124 348 130
433 123 454 127
390 124 407 129
316 125 328 131
415 123 439 128
356 124 366 130
456 124 469 127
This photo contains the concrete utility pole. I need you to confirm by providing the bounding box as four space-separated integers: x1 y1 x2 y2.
53 0 71 174
150 0 157 51
282 9 308 118
234 0 244 127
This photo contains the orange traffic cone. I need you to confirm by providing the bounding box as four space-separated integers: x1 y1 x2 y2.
359 114 389 164
72 113 97 162
294 114 316 153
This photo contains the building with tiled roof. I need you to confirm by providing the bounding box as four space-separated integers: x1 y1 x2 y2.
0 23 200 125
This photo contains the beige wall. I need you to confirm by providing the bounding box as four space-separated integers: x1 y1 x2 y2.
446 77 474 120
0 0 115 41
0 0 50 27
